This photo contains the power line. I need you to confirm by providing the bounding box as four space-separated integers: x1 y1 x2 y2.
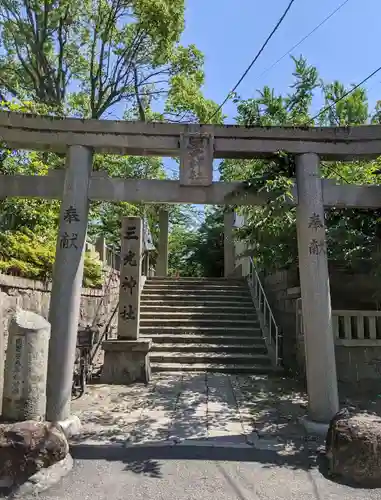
310 67 381 183
255 0 351 82
308 64 381 124
207 0 297 122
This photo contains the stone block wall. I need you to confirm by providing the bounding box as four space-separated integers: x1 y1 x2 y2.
335 345 381 383
328 266 381 310
263 266 381 383
0 270 120 401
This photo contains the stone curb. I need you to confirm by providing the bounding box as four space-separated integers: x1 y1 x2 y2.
299 416 329 437
1 454 73 499
71 439 254 450
57 416 81 439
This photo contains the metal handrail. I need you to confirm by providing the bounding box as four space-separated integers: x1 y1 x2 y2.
248 257 281 366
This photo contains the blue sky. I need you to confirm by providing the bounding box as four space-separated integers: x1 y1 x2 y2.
164 0 381 187
181 0 380 122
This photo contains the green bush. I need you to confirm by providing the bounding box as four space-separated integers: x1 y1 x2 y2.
0 229 103 287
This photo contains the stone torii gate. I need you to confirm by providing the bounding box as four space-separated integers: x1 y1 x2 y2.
1 113 381 428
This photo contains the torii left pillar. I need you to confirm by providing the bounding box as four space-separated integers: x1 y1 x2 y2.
102 216 151 384
47 146 92 422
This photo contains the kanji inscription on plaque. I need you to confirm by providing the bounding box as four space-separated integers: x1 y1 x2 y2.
180 132 213 187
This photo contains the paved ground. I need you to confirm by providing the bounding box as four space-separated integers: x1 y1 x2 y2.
70 373 308 446
21 374 381 499
23 445 381 500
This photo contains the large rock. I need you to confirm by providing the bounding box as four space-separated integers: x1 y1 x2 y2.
0 420 69 488
326 408 381 487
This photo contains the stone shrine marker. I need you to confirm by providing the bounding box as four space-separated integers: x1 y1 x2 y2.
118 217 142 340
102 216 151 385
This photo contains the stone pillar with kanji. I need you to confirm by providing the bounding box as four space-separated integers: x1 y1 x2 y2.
46 145 93 422
102 217 151 385
118 217 142 339
295 152 339 430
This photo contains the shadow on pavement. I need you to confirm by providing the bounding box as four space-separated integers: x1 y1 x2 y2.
71 438 319 479
71 373 309 446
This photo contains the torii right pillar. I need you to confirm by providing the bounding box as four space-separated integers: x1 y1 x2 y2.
295 153 339 429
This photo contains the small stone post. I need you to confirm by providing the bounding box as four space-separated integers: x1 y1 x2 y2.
224 210 235 277
95 236 106 264
46 145 92 422
157 210 169 276
0 322 4 415
102 217 151 384
2 309 51 421
295 152 339 425
142 252 150 277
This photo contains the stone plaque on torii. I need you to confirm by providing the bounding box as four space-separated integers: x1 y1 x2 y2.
180 131 214 186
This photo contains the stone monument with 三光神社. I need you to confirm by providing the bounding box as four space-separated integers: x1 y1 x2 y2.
102 217 151 384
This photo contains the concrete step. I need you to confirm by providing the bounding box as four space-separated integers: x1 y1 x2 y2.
149 343 268 354
140 311 258 320
140 309 258 324
143 287 249 294
150 352 271 365
141 290 252 302
142 285 250 292
140 304 254 313
141 291 252 300
144 282 248 289
140 326 262 335
140 334 263 344
139 318 260 328
140 298 254 306
151 363 278 374
148 277 245 282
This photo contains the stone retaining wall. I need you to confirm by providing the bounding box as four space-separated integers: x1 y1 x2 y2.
263 267 381 383
0 271 120 406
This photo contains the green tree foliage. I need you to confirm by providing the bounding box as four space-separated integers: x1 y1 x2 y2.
0 0 222 122
221 55 381 274
187 207 225 277
0 0 222 282
0 228 102 286
166 204 203 276
167 206 225 278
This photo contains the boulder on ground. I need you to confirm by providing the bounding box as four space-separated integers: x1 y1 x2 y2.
326 408 381 487
0 420 69 487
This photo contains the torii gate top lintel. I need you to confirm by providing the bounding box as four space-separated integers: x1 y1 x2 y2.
0 110 380 160
0 111 381 209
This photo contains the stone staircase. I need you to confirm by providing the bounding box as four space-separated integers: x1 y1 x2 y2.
140 277 276 373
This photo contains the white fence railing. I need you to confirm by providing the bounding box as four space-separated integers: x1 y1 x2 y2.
247 258 281 366
296 298 381 346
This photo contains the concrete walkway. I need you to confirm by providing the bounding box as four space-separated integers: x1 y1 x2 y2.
21 374 381 499
70 373 308 448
